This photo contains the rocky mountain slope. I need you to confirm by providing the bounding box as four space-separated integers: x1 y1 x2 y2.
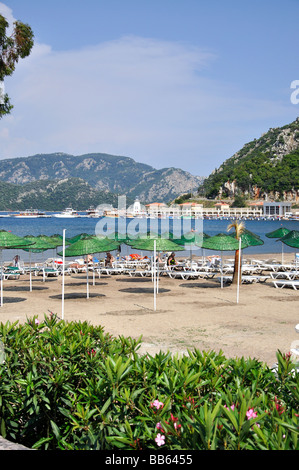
202 117 299 201
0 152 204 204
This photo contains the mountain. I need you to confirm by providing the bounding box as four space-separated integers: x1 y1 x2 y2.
0 178 123 211
202 117 299 201
0 152 204 204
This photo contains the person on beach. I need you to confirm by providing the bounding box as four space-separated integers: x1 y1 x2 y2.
13 254 20 267
105 252 115 267
167 252 177 266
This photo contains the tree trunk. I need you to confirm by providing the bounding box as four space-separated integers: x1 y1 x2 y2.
232 249 240 285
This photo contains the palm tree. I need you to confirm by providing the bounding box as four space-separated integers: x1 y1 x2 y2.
227 221 245 284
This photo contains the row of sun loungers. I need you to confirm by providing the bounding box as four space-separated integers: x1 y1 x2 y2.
1 256 299 290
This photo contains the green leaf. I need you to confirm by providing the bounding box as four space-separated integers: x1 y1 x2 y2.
50 420 61 440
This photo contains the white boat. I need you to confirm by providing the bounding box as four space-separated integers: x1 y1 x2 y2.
53 208 79 218
85 206 102 218
14 209 50 218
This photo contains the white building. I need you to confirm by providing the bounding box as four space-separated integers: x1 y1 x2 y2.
263 202 292 217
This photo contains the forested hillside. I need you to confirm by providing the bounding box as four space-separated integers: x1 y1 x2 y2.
202 118 299 200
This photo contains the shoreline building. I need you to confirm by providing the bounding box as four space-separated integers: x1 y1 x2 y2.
263 202 292 218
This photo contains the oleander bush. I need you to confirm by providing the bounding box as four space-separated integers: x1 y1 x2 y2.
0 314 298 450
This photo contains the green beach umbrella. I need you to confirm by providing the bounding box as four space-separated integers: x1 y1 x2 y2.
58 236 119 299
22 235 59 291
266 227 292 263
0 230 35 249
201 233 248 291
173 231 210 262
129 237 185 252
125 232 160 246
68 233 92 244
0 231 35 307
50 234 71 245
58 236 119 258
278 230 299 249
128 237 185 311
265 227 291 238
22 235 57 252
201 233 247 251
229 229 264 248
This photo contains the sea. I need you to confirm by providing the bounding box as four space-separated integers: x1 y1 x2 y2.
0 213 298 263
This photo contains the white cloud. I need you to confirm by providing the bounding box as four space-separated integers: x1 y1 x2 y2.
0 2 15 32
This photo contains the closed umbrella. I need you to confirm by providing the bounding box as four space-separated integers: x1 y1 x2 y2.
0 230 35 306
57 236 119 299
266 227 291 263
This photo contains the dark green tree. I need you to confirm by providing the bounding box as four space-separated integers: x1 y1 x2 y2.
0 14 34 118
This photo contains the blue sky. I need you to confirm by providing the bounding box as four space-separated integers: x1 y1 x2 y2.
0 0 298 177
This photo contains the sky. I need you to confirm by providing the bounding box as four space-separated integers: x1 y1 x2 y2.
0 0 298 177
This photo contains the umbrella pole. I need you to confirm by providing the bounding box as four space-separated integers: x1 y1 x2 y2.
237 237 241 303
221 252 223 289
29 250 32 292
86 254 89 299
151 256 153 282
157 251 159 294
62 229 66 320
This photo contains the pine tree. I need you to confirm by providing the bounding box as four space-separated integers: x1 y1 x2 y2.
0 14 34 118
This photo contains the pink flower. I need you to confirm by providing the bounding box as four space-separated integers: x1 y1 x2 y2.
156 422 163 430
224 403 235 411
246 408 258 420
151 400 164 410
155 433 165 447
35 319 40 325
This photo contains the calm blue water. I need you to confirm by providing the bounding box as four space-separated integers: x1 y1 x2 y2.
0 214 298 262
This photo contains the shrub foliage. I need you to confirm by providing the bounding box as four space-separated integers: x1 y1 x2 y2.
0 315 298 450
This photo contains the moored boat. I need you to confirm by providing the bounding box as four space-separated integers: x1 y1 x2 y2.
52 208 79 218
85 206 102 218
13 209 50 218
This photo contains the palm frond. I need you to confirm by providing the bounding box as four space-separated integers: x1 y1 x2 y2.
227 221 245 239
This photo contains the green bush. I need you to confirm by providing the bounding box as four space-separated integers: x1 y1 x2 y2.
0 315 298 450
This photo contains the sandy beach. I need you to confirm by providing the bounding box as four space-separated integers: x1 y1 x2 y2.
0 252 298 367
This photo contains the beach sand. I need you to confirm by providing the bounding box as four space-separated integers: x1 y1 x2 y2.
0 253 298 367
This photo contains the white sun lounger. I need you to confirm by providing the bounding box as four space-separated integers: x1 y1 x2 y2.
128 269 152 277
96 267 123 276
219 275 270 284
1 272 21 280
271 280 299 290
270 271 299 280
